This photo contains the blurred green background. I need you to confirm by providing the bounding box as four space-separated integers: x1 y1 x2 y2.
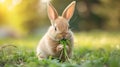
0 0 120 37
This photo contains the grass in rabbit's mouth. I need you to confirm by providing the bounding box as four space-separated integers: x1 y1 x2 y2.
59 39 70 61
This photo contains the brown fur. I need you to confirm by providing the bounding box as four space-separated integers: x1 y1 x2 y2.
36 1 76 61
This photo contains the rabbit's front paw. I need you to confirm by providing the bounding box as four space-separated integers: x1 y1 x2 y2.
56 45 63 52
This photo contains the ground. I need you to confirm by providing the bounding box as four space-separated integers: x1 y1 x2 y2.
0 31 120 67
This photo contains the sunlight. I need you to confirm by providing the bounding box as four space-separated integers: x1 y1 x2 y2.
41 0 50 3
11 0 21 7
38 0 51 17
8 0 21 10
0 0 25 35
0 0 21 10
0 0 4 3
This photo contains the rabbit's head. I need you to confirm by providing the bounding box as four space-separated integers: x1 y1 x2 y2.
47 1 76 41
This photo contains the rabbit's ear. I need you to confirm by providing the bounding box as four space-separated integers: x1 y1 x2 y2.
62 1 76 20
48 3 58 21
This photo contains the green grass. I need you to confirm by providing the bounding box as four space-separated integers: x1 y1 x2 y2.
59 39 70 61
0 31 120 67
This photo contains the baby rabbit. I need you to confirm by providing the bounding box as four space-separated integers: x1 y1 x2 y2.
36 1 76 61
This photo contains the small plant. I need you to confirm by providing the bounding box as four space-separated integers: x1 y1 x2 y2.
59 39 70 61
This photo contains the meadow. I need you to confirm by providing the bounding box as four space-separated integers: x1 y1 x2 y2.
0 31 120 67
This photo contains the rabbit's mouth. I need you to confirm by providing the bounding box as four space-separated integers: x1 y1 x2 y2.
48 32 70 42
55 33 71 41
55 36 68 42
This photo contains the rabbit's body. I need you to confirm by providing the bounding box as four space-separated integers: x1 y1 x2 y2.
36 1 76 61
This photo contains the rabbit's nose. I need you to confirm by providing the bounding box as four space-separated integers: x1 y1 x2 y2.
62 34 66 39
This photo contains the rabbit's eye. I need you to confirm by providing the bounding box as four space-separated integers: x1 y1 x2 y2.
55 27 57 31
